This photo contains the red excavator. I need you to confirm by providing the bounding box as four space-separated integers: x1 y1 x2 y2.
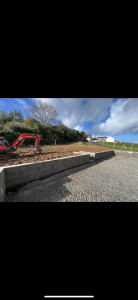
0 132 41 158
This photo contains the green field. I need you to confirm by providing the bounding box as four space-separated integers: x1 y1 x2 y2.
97 142 138 152
73 142 96 146
73 141 138 152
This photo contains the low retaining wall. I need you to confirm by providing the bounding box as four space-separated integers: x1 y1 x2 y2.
114 150 138 157
79 150 115 160
0 167 6 202
0 151 115 201
4 154 90 191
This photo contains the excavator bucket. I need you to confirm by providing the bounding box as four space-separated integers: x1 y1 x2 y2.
36 146 42 154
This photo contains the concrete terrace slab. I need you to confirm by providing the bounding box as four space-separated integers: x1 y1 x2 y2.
78 150 115 160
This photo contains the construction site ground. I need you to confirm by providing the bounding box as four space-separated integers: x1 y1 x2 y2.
0 144 112 167
5 155 138 202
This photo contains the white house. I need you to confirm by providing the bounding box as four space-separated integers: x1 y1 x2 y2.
106 136 116 143
86 134 92 142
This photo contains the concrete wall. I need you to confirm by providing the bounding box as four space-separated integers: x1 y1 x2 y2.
94 151 115 160
4 154 90 190
0 167 6 202
79 151 115 160
114 150 138 158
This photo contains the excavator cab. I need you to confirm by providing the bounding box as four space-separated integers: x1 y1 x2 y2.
0 138 5 146
0 137 9 152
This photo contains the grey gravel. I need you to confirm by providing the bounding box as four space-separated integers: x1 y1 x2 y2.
5 155 138 202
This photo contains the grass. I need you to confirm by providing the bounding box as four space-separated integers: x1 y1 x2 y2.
97 142 138 152
73 142 97 146
73 141 138 152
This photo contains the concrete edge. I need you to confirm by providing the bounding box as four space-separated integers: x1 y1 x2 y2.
0 167 6 202
78 150 115 160
114 150 138 156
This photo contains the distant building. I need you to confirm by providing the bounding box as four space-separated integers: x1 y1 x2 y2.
86 134 92 142
95 136 116 143
106 136 116 143
96 137 107 142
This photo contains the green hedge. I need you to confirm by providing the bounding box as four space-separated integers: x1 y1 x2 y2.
1 123 87 146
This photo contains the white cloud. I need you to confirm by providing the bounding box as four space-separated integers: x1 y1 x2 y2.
30 98 113 129
74 125 84 132
16 99 27 108
92 98 138 135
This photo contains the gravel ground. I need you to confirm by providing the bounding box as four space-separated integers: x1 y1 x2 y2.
5 155 138 202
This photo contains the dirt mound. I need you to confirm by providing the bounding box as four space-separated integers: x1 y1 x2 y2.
0 144 112 167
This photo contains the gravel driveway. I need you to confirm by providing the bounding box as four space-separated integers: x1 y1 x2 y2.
5 155 138 202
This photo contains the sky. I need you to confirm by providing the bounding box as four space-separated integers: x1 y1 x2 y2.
0 98 138 143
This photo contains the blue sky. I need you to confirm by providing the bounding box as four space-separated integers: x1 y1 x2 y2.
0 98 138 143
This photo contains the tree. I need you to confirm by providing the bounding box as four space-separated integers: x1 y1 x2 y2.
25 100 59 126
0 110 9 125
12 110 24 122
3 121 26 133
79 131 87 142
0 109 24 125
23 117 40 129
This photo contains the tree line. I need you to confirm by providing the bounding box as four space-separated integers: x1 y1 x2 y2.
0 100 87 145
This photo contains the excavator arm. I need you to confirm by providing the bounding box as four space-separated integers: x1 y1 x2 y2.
11 134 41 152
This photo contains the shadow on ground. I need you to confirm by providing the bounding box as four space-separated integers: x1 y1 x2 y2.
5 155 115 202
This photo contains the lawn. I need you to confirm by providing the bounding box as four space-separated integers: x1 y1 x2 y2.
73 142 96 146
97 142 138 152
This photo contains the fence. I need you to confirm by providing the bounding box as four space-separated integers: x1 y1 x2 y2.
90 142 136 152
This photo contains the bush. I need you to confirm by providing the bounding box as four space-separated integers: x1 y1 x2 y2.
1 118 87 146
3 121 36 133
23 117 40 129
2 121 38 146
2 131 20 146
79 131 87 142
